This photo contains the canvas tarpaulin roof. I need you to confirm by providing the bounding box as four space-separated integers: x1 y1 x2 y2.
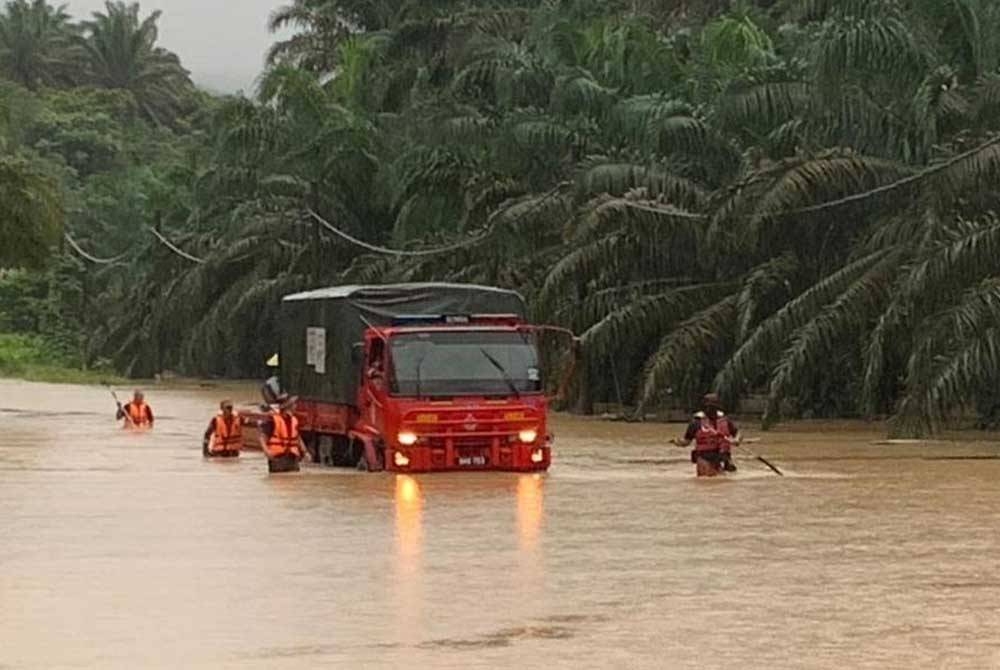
279 283 526 405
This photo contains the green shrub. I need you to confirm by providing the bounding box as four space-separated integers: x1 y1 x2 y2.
0 333 119 384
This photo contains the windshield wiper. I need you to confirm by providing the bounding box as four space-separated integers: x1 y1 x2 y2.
479 348 520 398
415 351 427 399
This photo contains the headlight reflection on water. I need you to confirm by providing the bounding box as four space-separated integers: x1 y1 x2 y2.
517 474 544 551
394 475 423 563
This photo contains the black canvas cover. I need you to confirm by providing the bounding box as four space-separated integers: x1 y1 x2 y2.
279 283 527 405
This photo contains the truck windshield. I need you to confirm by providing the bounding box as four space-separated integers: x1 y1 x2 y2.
389 330 541 397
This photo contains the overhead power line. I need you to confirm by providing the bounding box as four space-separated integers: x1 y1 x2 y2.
609 134 1000 221
305 182 569 257
148 227 205 264
57 135 1000 265
63 233 128 265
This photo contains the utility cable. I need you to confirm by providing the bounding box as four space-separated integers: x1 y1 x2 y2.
148 227 206 264
306 182 568 257
609 134 1000 221
63 233 128 265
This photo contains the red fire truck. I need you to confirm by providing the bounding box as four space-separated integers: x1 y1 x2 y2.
243 283 573 473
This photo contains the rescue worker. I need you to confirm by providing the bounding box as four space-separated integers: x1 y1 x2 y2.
672 393 740 476
262 374 282 406
258 395 308 473
202 400 242 458
116 390 154 429
260 353 282 407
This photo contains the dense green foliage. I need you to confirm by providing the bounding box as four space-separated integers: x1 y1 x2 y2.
4 0 1000 434
0 0 198 376
0 332 119 383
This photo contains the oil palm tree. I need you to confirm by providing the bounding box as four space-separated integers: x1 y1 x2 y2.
0 153 62 269
536 0 1000 427
0 0 78 89
77 1 193 126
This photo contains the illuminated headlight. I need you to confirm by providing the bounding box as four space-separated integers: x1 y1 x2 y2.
397 431 418 446
530 449 545 463
518 429 538 444
394 451 410 467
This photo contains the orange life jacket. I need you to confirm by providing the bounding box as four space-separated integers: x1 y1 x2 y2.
693 412 733 452
126 402 151 428
266 411 302 459
210 413 242 453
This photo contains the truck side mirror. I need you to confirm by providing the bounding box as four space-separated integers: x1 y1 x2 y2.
351 342 364 365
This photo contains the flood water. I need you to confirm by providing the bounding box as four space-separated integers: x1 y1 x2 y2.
2 379 1000 669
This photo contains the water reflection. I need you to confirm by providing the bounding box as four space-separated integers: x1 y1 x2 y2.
516 474 545 551
393 475 424 645
394 474 423 564
515 474 545 602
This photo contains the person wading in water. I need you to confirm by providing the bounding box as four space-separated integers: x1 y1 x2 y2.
202 400 242 458
258 395 308 473
116 390 154 429
672 393 741 476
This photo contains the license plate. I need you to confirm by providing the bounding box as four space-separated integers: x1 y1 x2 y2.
459 456 486 466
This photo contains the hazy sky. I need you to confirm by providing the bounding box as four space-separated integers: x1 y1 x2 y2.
64 0 293 93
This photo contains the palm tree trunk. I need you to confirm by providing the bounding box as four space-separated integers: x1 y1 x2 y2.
571 355 595 415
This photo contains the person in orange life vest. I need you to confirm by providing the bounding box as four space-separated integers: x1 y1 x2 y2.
257 395 308 473
202 400 242 458
116 390 153 429
672 393 741 475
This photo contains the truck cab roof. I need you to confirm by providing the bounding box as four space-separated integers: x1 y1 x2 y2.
279 283 529 405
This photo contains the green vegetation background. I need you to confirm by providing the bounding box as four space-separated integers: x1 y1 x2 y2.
3 0 1000 435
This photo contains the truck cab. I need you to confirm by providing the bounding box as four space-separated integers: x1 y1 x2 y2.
356 315 550 472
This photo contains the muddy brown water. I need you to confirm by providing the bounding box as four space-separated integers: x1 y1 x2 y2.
2 379 1000 669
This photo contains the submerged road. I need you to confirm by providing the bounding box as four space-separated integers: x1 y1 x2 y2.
1 379 1000 669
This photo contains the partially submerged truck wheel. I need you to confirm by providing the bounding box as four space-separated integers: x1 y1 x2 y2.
248 283 558 473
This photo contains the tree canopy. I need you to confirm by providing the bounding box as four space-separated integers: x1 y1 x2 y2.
4 0 1000 435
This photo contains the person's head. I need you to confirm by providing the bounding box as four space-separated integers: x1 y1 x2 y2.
220 399 234 417
133 390 144 403
702 393 721 416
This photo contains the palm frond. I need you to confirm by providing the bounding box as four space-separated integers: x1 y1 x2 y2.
718 80 813 129
713 249 891 401
893 328 1000 437
736 252 800 343
750 153 913 225
580 283 737 369
814 12 927 92
635 295 738 413
575 160 708 209
762 251 900 427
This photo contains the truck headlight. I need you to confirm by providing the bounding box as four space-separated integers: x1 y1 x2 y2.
518 429 538 444
530 449 544 463
397 431 418 446
394 451 411 467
